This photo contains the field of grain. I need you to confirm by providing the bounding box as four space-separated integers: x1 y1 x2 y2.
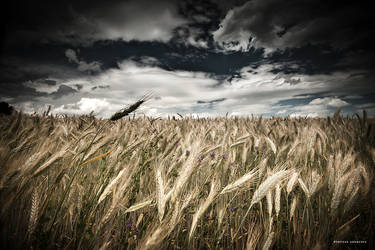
0 111 374 249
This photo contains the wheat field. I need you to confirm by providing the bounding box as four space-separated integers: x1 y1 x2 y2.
0 111 374 249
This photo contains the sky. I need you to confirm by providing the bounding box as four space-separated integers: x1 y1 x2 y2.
1 0 374 118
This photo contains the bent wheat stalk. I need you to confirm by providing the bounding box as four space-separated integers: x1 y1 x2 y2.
234 170 290 239
262 231 275 250
47 96 148 233
287 171 299 195
125 199 154 213
189 179 219 241
28 188 40 238
110 94 151 121
220 168 258 195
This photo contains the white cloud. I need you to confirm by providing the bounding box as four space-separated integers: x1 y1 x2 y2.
186 36 209 49
16 59 369 118
136 57 161 66
47 60 329 117
288 97 350 117
23 80 59 94
65 49 79 64
13 101 51 114
290 112 320 118
309 97 349 107
277 109 287 114
54 98 112 116
51 59 218 117
175 26 209 49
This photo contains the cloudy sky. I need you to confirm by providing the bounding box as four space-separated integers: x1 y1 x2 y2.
1 0 374 118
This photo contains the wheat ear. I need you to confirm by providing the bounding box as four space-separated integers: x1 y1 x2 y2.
275 184 281 218
110 94 151 121
286 171 299 195
234 170 290 239
28 188 40 238
220 168 258 195
125 199 153 213
189 179 218 241
262 231 275 250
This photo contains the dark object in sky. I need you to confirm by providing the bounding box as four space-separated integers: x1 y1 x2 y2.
110 94 151 121
0 102 14 115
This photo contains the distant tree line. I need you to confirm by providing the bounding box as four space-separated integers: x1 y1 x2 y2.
0 102 14 115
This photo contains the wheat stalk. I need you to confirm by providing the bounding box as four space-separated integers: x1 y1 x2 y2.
110 94 150 121
331 172 351 211
31 143 70 177
298 177 310 198
344 168 360 197
275 184 281 218
143 200 182 249
265 136 277 154
290 195 297 221
189 179 219 241
98 168 126 204
287 170 298 194
80 149 112 167
266 191 273 218
170 140 200 203
359 164 371 195
246 220 262 250
28 188 40 238
125 199 154 213
234 170 290 239
327 155 335 192
156 165 167 222
220 168 258 195
251 170 290 207
343 186 359 214
262 231 275 250
308 170 322 196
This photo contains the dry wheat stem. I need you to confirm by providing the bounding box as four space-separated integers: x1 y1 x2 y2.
28 188 40 238
220 168 258 195
287 171 299 195
275 184 281 218
262 231 275 250
125 199 154 213
234 170 290 239
189 179 219 241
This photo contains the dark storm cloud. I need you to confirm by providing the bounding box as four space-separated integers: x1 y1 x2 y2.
213 0 375 53
65 49 102 73
74 84 83 90
91 85 110 91
0 38 264 103
67 40 265 76
42 79 57 86
50 85 77 99
1 0 374 117
0 79 77 102
2 0 186 48
0 56 85 99
212 0 249 12
197 98 226 104
0 49 86 81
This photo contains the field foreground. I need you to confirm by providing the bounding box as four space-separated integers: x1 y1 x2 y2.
0 112 374 249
